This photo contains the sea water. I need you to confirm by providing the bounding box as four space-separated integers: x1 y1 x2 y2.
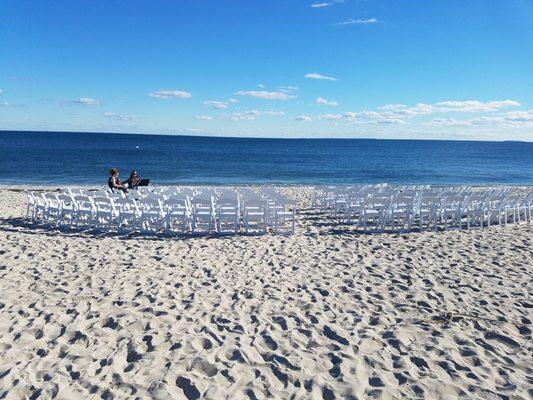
0 131 531 186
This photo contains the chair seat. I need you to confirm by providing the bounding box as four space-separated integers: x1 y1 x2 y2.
247 212 265 217
195 211 211 216
143 210 163 216
365 210 380 215
77 209 93 214
390 210 408 215
168 210 187 216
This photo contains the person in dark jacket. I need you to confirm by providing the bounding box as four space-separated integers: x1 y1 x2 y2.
108 168 127 193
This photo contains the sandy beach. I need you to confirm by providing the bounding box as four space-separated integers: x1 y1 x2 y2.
0 187 531 400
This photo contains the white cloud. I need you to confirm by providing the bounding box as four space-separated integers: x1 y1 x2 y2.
429 118 473 127
195 115 213 120
74 97 100 106
377 99 521 118
277 86 299 93
391 103 435 116
0 101 26 108
203 100 228 109
505 109 533 123
318 99 525 128
434 100 520 113
235 90 295 100
149 89 192 99
229 98 239 104
293 115 312 122
311 0 343 8
319 113 343 120
471 116 507 125
257 83 265 88
305 72 338 81
356 111 407 124
311 2 330 8
229 110 261 121
376 117 406 125
429 109 533 128
0 89 3 95
379 104 405 111
103 111 136 121
316 97 339 106
336 18 380 26
319 110 407 124
342 112 357 119
264 110 285 115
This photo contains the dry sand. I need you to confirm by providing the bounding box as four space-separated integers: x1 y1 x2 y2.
0 188 531 400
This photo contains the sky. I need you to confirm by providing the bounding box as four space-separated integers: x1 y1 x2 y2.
1 0 532 141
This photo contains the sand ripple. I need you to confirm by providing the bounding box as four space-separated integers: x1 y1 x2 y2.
0 189 531 399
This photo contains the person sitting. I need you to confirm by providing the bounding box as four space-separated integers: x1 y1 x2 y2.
123 170 141 189
108 168 127 193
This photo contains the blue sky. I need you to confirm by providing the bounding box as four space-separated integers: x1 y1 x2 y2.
1 0 532 140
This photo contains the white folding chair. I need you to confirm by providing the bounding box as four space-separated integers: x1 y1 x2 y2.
523 192 533 222
242 199 268 234
345 191 367 224
57 193 78 226
331 191 350 219
191 196 214 234
67 188 86 197
506 194 524 225
114 198 141 232
92 196 118 230
137 198 166 233
321 188 335 214
386 195 415 233
360 196 391 233
273 206 295 235
485 194 506 228
26 191 46 221
163 197 190 234
43 193 62 226
72 195 96 228
465 194 487 229
216 193 240 234
417 195 439 231
311 186 324 209
441 195 465 230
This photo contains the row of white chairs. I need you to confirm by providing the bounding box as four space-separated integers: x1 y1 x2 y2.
311 185 532 233
25 186 296 235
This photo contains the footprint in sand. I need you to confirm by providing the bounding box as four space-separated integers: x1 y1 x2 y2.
176 376 201 400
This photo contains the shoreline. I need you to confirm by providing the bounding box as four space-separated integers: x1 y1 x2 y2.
3 183 533 190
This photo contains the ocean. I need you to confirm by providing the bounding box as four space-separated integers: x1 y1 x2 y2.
0 131 531 186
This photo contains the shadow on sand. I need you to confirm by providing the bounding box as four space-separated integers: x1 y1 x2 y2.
0 217 246 241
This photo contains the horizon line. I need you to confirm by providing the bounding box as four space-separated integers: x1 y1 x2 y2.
0 129 530 143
